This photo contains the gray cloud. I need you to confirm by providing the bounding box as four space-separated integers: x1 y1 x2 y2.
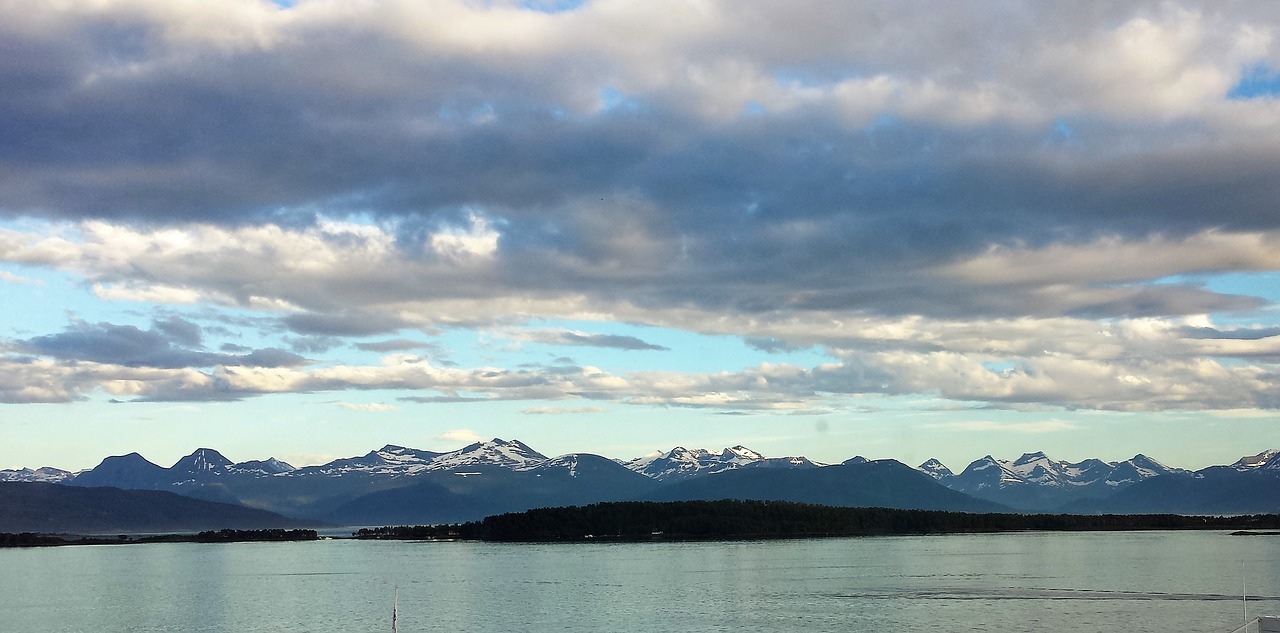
1179 326 1280 340
551 331 669 352
285 336 341 354
3 1 1280 416
282 311 413 337
11 320 306 369
744 337 808 354
1 1 1278 322
355 338 441 353
492 327 668 351
152 316 202 348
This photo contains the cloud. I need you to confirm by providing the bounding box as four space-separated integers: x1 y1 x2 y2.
4 330 1280 410
436 429 484 444
429 213 500 262
2 1 1280 419
286 336 341 354
0 270 41 285
9 319 307 370
93 283 203 304
521 406 607 415
283 311 415 337
744 337 806 354
153 316 202 348
355 339 441 353
501 328 670 351
336 402 399 412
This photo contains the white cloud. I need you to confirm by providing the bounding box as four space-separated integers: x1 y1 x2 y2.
0 270 40 285
430 213 500 262
336 402 399 412
521 406 607 415
436 429 484 443
93 283 203 304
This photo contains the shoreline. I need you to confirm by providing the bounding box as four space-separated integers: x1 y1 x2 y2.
10 499 1280 547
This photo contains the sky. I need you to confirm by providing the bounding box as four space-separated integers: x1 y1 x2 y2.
4 0 1280 473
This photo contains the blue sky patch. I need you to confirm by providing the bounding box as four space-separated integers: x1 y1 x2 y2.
1228 63 1280 100
521 0 587 13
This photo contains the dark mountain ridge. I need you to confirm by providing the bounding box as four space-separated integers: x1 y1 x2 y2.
11 442 1280 529
0 482 312 534
643 459 1007 513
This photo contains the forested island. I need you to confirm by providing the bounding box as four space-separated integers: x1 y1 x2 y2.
0 528 319 548
352 500 1280 542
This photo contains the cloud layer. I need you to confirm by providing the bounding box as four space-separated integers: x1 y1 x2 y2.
2 0 1280 417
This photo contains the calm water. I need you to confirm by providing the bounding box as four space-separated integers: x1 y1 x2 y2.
2 531 1278 632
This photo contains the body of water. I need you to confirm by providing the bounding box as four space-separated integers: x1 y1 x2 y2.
2 531 1278 632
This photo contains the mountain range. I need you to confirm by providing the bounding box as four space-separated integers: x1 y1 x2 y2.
2 442 1278 532
917 451 1189 511
0 482 308 534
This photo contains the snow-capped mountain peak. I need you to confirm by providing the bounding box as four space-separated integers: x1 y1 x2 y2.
166 448 236 485
1121 452 1177 478
917 458 954 480
956 455 1027 490
537 454 583 477
0 466 75 483
1232 449 1280 471
664 446 712 461
372 445 443 466
620 444 794 482
1012 451 1049 467
723 446 764 461
231 457 295 475
172 448 233 473
433 438 548 471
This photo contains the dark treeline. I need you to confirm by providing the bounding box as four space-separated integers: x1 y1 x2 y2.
354 525 461 540
1 528 319 548
1 532 79 547
358 501 1280 542
195 528 319 543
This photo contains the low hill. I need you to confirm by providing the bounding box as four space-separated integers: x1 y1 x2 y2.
0 482 313 534
1064 469 1280 515
326 454 661 525
642 459 1006 513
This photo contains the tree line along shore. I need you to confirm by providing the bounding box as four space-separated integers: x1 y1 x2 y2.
7 501 1280 548
353 500 1280 541
0 528 319 548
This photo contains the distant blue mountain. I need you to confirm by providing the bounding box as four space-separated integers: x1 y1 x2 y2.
918 452 1188 511
29 442 1280 530
644 459 1006 513
0 482 311 534
1064 467 1280 515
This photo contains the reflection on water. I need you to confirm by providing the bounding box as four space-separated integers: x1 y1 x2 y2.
837 587 1280 601
0 531 1277 632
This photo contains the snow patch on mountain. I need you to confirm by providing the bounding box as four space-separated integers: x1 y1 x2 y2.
231 458 295 475
173 448 233 473
537 454 582 477
436 438 548 471
0 466 74 483
618 445 816 482
1232 449 1280 471
917 458 953 480
291 438 541 477
928 451 1185 495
